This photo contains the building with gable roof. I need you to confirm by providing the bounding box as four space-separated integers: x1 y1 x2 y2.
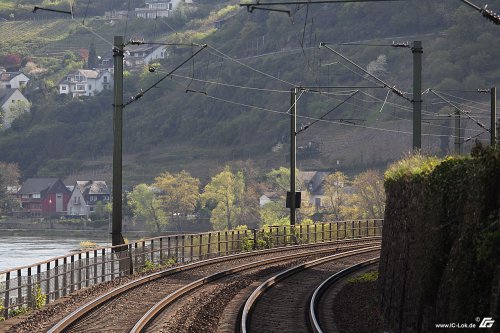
17 178 71 217
0 71 29 89
135 0 192 18
58 69 113 97
67 180 110 217
0 88 30 128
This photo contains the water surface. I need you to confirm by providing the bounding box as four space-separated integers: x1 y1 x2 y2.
0 236 110 272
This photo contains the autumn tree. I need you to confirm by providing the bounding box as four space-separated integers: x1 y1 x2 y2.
128 184 167 233
202 166 244 230
153 170 200 231
323 171 350 220
350 170 385 219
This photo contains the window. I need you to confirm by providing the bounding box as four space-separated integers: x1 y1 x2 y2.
76 84 85 91
61 86 67 91
32 193 41 199
169 3 172 10
103 76 108 83
88 84 92 90
19 81 26 86
6 84 11 88
22 195 29 199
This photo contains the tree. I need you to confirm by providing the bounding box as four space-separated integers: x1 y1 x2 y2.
350 170 385 219
153 170 200 231
87 42 98 69
202 166 245 230
323 171 350 220
128 184 167 233
266 167 290 193
0 162 20 187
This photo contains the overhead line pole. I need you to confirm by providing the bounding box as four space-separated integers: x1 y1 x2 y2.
412 41 422 150
112 36 125 248
455 110 461 155
290 88 297 226
492 87 497 145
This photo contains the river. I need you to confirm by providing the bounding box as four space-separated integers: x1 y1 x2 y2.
0 235 111 272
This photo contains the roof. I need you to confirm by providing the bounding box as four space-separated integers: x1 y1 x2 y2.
18 178 60 194
0 88 19 106
0 72 26 82
125 44 164 54
75 180 110 196
298 171 329 193
58 69 111 85
77 69 99 79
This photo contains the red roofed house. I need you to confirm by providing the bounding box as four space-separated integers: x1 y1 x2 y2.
17 178 71 217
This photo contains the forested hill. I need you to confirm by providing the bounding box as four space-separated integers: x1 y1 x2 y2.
0 0 499 182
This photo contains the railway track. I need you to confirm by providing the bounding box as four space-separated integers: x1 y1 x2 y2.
240 248 380 333
309 258 380 333
48 237 380 333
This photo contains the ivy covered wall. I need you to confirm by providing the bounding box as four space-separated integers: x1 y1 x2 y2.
378 146 499 332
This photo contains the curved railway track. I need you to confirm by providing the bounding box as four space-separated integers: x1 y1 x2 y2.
48 238 380 333
309 258 380 333
241 248 380 333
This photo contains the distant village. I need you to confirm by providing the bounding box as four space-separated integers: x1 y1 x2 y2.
8 178 110 218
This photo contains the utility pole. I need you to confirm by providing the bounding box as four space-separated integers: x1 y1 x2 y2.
455 110 461 155
412 41 422 151
112 36 125 248
491 87 497 145
290 88 297 226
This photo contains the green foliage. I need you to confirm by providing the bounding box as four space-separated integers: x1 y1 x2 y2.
348 271 379 283
32 284 46 310
0 304 4 321
128 184 168 233
140 259 161 272
384 154 444 185
9 306 29 317
202 166 245 230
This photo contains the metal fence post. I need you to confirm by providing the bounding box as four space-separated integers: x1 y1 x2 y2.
198 234 203 260
101 249 106 282
27 267 33 307
46 262 51 304
253 229 257 250
54 260 59 300
3 271 10 318
207 233 212 258
217 232 221 256
85 252 90 287
17 269 22 307
159 237 163 263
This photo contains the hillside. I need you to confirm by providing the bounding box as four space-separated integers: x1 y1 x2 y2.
0 0 499 183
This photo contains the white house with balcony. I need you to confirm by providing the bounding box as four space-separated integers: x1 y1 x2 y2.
135 0 192 18
58 69 113 97
124 44 168 67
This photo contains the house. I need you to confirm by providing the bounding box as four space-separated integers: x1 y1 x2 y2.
124 44 167 67
135 0 192 19
104 10 131 19
58 69 113 97
67 180 110 217
298 171 330 209
0 71 29 89
0 88 30 129
17 178 71 217
259 192 280 207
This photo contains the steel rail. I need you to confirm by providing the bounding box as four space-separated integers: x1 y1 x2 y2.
130 241 380 332
240 246 380 333
309 257 380 333
48 237 379 333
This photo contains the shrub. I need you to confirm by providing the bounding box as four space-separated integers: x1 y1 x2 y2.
32 284 46 310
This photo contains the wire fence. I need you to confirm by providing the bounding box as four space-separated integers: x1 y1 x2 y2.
0 219 383 318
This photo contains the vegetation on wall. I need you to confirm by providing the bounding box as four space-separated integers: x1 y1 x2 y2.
379 145 499 332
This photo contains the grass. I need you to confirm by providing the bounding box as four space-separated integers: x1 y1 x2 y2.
348 271 379 283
